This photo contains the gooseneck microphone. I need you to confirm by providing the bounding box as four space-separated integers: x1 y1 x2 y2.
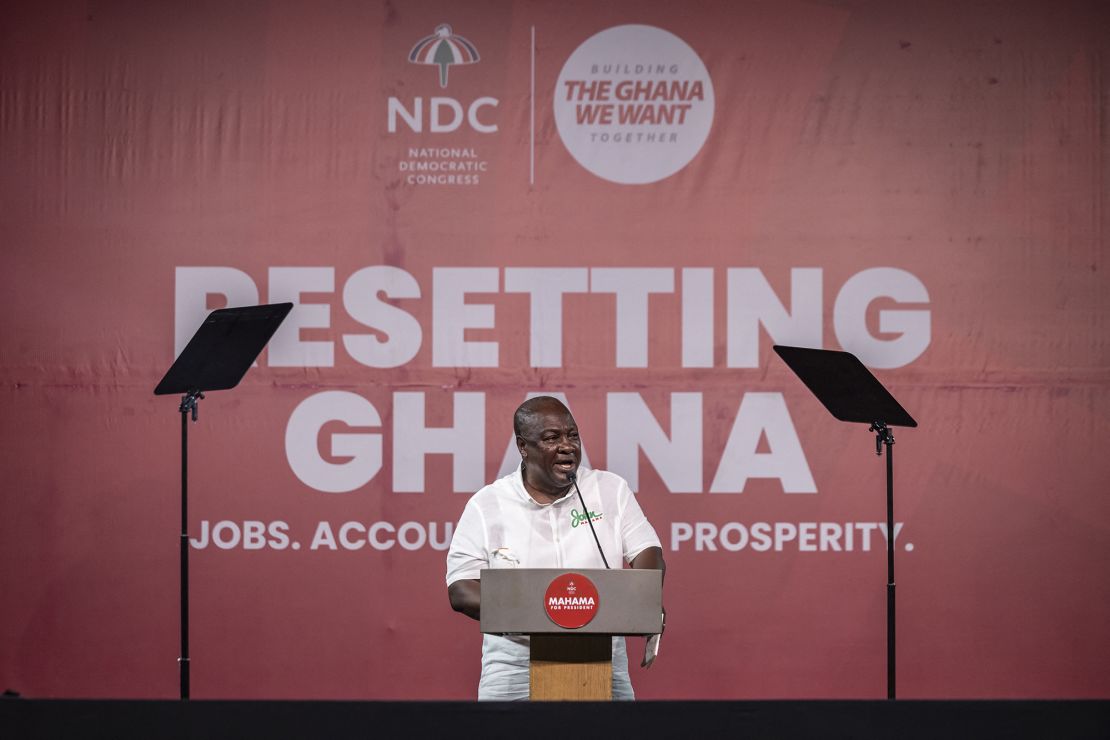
567 471 611 569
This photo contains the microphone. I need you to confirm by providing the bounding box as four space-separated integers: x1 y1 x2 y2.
567 471 610 569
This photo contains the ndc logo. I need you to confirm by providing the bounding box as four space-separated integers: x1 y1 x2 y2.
389 23 498 134
408 24 479 88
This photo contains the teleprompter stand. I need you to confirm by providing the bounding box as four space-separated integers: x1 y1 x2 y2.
154 303 292 700
772 345 917 700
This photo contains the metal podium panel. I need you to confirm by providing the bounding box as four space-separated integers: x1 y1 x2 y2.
479 568 663 636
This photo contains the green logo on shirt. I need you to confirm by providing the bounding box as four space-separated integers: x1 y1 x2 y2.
570 508 603 528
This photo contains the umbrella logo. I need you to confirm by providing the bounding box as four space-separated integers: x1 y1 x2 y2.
408 24 480 88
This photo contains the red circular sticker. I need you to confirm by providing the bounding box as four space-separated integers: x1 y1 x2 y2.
543 572 600 629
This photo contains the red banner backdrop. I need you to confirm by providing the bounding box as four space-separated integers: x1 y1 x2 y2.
1 0 1107 699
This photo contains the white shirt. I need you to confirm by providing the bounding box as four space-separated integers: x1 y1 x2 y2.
446 466 662 701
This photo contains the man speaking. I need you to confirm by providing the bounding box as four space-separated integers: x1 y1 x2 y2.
445 396 665 700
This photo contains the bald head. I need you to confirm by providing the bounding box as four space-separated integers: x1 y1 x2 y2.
513 396 581 496
513 396 571 439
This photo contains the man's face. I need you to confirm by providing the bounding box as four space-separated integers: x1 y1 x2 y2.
518 404 581 495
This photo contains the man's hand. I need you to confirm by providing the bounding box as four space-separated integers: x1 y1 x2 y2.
641 633 661 668
630 546 666 666
630 546 666 633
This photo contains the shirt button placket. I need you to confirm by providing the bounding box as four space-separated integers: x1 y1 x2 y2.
549 508 562 568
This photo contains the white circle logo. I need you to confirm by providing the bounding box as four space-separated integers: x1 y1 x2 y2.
554 25 715 185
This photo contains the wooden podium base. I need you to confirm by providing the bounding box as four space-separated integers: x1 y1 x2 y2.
529 634 613 701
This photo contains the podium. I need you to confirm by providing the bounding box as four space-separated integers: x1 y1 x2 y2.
480 568 663 701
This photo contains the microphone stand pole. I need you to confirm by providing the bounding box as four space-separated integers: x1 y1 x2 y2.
568 472 610 570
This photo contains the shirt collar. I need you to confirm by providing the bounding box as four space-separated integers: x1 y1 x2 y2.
511 466 583 508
